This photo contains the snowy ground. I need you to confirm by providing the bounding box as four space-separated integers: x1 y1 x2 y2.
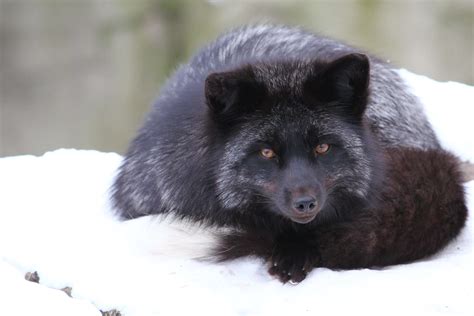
0 71 473 316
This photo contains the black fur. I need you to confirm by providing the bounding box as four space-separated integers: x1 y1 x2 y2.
112 25 465 284
213 148 468 283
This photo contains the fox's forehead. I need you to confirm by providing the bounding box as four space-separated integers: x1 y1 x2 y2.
236 109 351 147
251 61 314 94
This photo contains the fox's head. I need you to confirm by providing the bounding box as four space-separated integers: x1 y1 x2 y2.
206 53 380 224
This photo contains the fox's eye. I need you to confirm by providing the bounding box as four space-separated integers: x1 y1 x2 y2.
314 143 331 155
260 148 276 159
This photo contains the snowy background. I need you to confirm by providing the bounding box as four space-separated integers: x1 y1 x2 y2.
0 71 473 316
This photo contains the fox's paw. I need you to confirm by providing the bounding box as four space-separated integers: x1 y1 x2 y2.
268 260 309 284
267 242 316 284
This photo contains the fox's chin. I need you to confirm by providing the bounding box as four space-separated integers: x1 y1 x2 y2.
289 213 318 224
277 208 320 224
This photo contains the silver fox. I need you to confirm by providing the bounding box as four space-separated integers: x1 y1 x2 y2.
109 26 463 284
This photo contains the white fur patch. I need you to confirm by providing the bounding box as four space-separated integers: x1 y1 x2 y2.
120 213 225 260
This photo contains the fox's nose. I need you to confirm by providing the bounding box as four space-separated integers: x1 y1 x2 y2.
292 196 317 213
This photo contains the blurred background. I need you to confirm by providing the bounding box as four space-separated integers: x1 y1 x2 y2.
0 0 473 157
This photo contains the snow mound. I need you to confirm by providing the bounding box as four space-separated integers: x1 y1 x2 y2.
0 72 473 316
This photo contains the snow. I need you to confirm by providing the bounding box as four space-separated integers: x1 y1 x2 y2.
399 69 474 161
0 71 473 316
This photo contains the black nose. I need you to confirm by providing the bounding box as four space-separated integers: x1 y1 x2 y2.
292 197 317 213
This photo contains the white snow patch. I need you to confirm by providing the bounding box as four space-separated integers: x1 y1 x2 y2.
398 69 474 162
0 72 473 315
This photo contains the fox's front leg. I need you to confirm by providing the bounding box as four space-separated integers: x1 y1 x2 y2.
267 231 319 284
212 228 319 283
212 222 395 284
212 222 389 284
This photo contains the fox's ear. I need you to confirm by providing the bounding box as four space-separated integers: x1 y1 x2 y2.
304 53 370 118
205 66 266 121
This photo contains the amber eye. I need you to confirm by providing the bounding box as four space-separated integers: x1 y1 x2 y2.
314 143 331 155
260 148 276 159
